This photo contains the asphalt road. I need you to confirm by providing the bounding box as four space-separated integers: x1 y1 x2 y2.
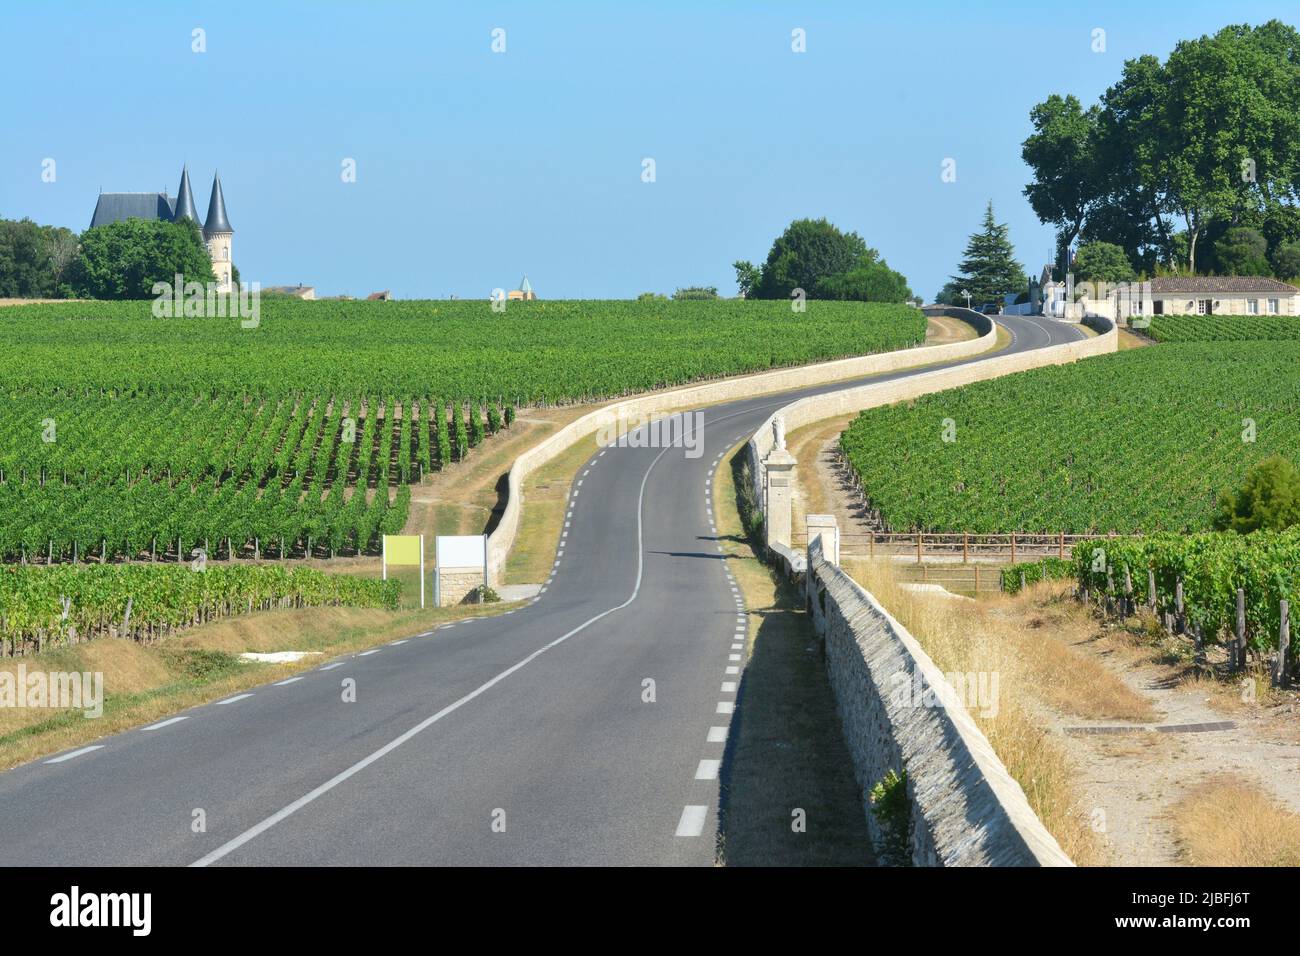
0 315 1083 866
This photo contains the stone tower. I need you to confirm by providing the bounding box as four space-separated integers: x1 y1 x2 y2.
203 172 234 292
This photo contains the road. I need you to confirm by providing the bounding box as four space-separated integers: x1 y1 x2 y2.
0 315 1083 866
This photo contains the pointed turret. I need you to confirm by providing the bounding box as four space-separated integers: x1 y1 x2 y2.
172 165 200 224
203 173 232 237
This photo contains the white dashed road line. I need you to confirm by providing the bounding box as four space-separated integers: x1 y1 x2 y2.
274 677 304 686
695 759 720 781
142 716 190 732
215 694 254 706
319 662 343 671
45 745 104 764
707 726 728 743
675 805 708 837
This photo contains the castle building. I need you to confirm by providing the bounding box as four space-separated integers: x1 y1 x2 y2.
506 275 536 301
89 166 234 291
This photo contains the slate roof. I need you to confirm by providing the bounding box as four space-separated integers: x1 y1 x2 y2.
519 275 532 293
203 174 232 236
172 167 201 224
1151 276 1299 294
89 192 174 229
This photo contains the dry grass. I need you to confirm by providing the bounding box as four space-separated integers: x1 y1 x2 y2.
924 315 980 345
0 601 513 770
503 433 600 584
1172 776 1300 866
850 562 1106 865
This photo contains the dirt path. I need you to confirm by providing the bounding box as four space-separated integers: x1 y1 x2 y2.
1022 606 1300 865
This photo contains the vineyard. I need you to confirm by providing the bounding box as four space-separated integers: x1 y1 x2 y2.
1073 531 1300 663
0 564 399 656
0 298 920 563
1147 313 1300 342
839 342 1300 533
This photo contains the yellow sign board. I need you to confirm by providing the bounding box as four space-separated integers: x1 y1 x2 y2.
384 535 422 566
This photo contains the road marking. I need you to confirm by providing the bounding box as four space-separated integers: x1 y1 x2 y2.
695 759 720 780
731 645 742 652
565 521 571 528
598 450 606 457
389 639 408 646
216 693 254 705
191 436 680 868
721 681 736 693
675 805 708 837
358 650 380 657
716 701 735 714
557 550 564 557
320 662 343 671
728 654 741 661
142 716 190 731
582 470 589 478
725 665 739 675
707 726 728 743
274 677 304 686
45 745 104 764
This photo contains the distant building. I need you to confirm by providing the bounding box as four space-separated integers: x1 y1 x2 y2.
1146 276 1299 316
266 285 316 300
367 290 391 301
90 166 234 292
506 274 536 301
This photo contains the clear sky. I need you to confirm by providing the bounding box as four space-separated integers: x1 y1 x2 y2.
2 1 1295 300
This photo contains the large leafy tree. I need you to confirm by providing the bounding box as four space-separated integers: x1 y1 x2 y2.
1021 94 1103 268
813 260 912 303
949 202 1027 306
735 218 878 299
0 218 78 298
1214 226 1271 275
1214 455 1300 534
69 217 215 299
1072 242 1136 284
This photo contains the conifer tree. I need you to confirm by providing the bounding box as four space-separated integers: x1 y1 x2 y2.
949 201 1028 307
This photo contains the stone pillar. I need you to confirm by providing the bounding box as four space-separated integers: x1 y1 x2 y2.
763 417 797 549
805 514 839 566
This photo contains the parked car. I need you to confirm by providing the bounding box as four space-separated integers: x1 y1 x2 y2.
977 303 1000 315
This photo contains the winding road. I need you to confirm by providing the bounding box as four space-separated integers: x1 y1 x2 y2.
0 315 1083 866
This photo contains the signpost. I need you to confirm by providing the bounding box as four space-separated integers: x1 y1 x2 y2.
434 535 488 606
382 534 425 608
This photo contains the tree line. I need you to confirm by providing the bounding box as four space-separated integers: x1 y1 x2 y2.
733 217 914 303
0 216 218 299
1022 19 1300 282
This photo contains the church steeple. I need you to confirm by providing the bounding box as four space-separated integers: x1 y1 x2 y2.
172 165 200 224
203 172 232 237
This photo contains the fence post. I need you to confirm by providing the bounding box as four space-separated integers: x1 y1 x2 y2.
1011 533 1017 564
917 533 922 565
1147 568 1157 612
1020 571 1026 593
1123 565 1134 617
1235 588 1247 672
1175 578 1184 634
870 534 875 559
1059 531 1065 560
963 533 968 563
1276 599 1290 689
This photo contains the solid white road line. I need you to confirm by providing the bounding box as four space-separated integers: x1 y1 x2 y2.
45 745 104 764
191 438 680 868
274 677 304 686
216 694 254 705
142 716 190 731
695 759 721 780
675 805 708 837
707 726 728 743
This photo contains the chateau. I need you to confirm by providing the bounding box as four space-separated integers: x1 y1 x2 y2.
89 166 234 291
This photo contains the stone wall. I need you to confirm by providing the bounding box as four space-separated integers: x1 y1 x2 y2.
806 539 1074 866
438 566 485 606
485 314 998 584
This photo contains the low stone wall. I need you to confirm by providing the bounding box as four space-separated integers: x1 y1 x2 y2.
437 566 485 606
748 311 1117 504
805 540 1074 866
484 312 998 584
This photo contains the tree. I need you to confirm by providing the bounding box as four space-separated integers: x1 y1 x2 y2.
1213 226 1271 276
732 260 760 298
672 286 718 300
69 218 216 299
1072 242 1136 284
747 218 877 300
0 218 77 298
949 202 1027 307
1213 455 1300 534
813 260 912 303
1021 95 1103 262
1272 240 1300 279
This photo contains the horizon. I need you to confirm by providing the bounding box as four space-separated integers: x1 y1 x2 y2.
2 0 1295 300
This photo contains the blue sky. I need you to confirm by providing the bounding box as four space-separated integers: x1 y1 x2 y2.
2 0 1296 300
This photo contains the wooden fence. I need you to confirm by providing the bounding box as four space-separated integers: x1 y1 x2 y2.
790 531 1118 563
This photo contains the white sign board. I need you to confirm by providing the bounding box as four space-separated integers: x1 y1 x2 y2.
435 534 487 568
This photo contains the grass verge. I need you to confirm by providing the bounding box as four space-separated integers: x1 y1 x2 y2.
713 442 874 865
1172 776 1300 866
